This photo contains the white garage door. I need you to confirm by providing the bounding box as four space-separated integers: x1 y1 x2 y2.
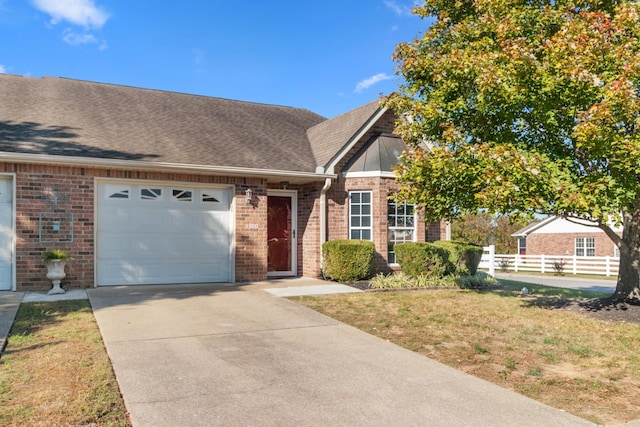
96 182 232 286
0 177 12 291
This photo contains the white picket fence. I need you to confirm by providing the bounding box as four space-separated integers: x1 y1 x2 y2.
480 245 619 277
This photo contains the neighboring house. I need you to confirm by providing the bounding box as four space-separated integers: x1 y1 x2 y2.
512 216 621 257
0 75 446 291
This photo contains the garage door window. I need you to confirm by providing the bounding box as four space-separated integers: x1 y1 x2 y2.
172 189 193 202
141 188 162 200
107 188 130 199
202 192 220 203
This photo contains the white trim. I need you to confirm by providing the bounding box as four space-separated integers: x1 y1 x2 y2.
0 152 335 183
511 216 557 237
267 190 297 277
10 174 15 292
0 173 17 291
343 171 396 179
325 107 388 174
348 190 373 241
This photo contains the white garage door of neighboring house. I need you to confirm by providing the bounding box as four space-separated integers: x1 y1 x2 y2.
0 177 12 291
96 182 232 286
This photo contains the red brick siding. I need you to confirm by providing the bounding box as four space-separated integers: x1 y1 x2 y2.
296 182 322 278
526 232 619 257
323 110 447 274
1 162 269 290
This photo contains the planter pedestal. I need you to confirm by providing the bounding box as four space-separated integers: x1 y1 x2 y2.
46 260 67 295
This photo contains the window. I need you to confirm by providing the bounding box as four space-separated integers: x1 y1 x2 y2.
172 189 193 202
575 237 595 257
387 200 415 264
202 192 220 203
349 191 372 240
141 188 162 200
108 189 129 199
518 237 526 255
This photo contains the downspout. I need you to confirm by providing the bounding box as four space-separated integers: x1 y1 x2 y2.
319 177 332 277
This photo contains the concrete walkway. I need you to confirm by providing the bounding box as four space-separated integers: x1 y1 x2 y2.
87 280 594 427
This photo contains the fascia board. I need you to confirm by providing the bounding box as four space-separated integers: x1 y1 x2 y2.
0 151 335 182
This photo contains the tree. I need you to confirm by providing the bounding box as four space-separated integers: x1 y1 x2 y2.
451 213 527 253
452 213 494 246
386 0 640 300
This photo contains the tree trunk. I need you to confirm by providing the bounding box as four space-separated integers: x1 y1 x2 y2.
614 206 640 301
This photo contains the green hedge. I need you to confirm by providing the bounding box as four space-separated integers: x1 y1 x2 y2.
394 242 449 278
433 240 484 276
322 240 375 282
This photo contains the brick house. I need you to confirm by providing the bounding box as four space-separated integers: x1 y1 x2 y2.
0 75 445 291
512 216 621 257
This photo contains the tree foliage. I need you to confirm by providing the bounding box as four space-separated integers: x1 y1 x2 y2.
386 0 640 299
452 213 528 253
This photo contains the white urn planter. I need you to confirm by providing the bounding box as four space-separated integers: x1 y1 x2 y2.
46 259 67 295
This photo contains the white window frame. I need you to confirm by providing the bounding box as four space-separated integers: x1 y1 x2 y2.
387 200 416 264
575 236 595 257
518 237 526 255
349 190 372 241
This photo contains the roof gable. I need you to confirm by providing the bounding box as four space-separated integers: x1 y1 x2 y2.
306 99 383 171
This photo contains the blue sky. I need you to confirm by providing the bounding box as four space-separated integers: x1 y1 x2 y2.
0 0 431 118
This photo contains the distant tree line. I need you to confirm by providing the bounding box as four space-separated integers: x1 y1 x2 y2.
451 213 528 254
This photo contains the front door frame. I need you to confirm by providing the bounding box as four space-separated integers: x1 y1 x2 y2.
267 189 297 277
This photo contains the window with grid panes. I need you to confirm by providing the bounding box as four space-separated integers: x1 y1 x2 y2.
387 200 415 264
575 237 595 257
349 191 372 240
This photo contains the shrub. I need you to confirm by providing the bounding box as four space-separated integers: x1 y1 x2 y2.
433 241 484 276
322 240 375 282
394 242 449 278
552 258 566 276
455 271 499 289
369 272 458 289
497 257 513 272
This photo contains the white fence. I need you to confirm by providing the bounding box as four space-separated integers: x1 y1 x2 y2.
480 245 619 277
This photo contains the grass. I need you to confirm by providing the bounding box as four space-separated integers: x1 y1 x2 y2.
293 281 640 426
0 300 130 426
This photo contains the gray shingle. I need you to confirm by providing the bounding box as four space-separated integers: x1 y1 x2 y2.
306 98 382 169
0 75 328 172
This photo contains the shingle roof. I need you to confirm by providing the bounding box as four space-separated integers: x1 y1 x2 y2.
306 98 383 169
0 75 329 172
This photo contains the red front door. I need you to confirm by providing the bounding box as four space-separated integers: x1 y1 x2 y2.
267 193 296 275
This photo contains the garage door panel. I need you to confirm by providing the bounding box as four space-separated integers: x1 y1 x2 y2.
202 212 228 230
98 260 139 286
97 183 232 286
98 207 132 230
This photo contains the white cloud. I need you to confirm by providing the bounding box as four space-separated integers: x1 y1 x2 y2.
62 28 97 45
0 65 6 74
383 0 414 17
32 0 109 29
61 28 107 50
354 73 393 93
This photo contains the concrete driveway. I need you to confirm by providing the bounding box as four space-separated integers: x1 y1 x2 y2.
88 281 594 427
495 273 616 294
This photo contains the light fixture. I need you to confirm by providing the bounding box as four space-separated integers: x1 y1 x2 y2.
245 187 253 205
280 181 289 189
